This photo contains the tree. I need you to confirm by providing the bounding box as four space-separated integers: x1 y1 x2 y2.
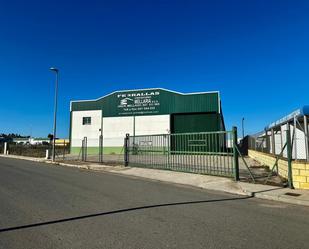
47 134 54 143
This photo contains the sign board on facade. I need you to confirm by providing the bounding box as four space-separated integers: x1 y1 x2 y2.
117 90 161 116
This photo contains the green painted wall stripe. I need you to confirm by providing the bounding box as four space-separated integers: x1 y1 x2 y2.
69 111 72 153
71 147 124 155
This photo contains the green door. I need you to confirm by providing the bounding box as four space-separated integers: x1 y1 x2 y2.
171 113 219 133
171 113 221 153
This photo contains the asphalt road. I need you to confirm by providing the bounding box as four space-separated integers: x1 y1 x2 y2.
0 157 308 249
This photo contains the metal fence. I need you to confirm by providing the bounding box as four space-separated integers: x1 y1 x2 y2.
248 121 308 161
247 126 295 188
1 130 278 183
3 143 70 159
0 129 292 185
124 130 238 178
66 136 126 165
66 129 239 178
7 143 50 157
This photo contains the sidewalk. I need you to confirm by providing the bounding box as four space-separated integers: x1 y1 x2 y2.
1 154 309 207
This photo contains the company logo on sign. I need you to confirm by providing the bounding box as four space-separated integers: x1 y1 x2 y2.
120 97 133 107
117 91 160 115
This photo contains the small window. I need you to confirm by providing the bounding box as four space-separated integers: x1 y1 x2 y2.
82 117 91 125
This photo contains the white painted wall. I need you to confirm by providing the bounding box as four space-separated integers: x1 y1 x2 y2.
293 126 306 159
102 116 134 147
71 113 170 148
279 124 307 160
269 132 282 155
71 110 102 147
102 115 170 147
274 133 282 155
135 115 170 135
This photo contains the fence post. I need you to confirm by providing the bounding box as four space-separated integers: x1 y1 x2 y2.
304 115 309 162
63 139 65 160
81 139 84 161
4 142 7 155
286 126 294 189
46 149 50 159
81 137 88 162
124 133 129 166
232 126 240 181
99 135 103 163
84 137 88 162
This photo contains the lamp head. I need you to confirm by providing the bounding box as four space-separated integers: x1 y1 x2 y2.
50 67 59 72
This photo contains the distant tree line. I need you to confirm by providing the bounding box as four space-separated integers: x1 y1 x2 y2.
0 133 30 139
0 133 30 143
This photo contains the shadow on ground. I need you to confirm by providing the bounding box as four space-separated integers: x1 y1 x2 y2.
0 195 253 233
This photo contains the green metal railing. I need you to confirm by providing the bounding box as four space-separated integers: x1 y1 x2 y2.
125 129 238 178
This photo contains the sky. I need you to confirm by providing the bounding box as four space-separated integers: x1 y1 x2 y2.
0 0 308 138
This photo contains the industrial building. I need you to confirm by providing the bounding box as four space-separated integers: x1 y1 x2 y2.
70 88 225 154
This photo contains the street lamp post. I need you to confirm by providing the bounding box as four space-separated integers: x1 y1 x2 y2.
50 67 59 162
242 117 245 139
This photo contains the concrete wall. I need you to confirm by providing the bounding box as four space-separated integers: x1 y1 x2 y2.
248 149 309 190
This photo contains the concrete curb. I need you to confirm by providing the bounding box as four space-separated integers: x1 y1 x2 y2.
0 154 47 163
252 192 309 206
238 182 309 207
1 154 309 206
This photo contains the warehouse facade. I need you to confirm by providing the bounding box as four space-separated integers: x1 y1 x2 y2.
70 88 225 154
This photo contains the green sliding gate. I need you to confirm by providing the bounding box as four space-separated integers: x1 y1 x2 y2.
124 128 239 179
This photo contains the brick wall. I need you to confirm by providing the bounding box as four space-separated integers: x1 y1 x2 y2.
248 150 309 190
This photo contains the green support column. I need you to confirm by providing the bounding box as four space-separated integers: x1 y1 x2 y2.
232 126 240 181
124 133 129 167
286 125 294 189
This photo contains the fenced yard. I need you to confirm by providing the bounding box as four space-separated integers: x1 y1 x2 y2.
1 128 277 184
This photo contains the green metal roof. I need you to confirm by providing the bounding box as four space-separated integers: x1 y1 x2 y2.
71 88 221 117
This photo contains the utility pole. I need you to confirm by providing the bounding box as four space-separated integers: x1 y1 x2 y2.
50 67 59 162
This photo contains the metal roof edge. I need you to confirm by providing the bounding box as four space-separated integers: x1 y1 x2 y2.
266 105 309 130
